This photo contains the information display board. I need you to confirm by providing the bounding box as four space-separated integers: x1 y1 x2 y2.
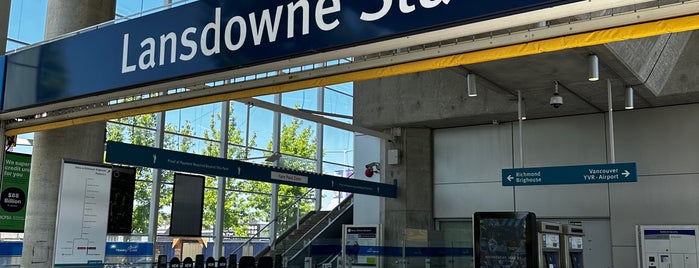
474 212 537 268
54 160 112 266
0 152 31 232
637 225 699 268
342 225 380 267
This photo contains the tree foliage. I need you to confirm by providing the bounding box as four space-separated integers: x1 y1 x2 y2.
108 107 318 238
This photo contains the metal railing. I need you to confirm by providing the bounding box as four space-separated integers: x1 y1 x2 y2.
282 194 354 265
230 188 315 256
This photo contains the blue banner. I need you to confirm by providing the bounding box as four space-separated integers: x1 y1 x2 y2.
310 245 473 257
644 230 696 236
0 241 22 256
3 0 579 111
502 163 637 186
105 141 397 197
105 242 153 256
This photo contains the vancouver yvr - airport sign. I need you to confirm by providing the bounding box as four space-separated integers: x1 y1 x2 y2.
1 0 579 111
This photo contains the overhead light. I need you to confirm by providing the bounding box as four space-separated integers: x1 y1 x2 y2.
467 73 477 97
520 102 527 120
588 54 599 81
625 86 634 110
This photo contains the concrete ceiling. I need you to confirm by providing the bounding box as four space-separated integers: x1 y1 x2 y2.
378 29 699 129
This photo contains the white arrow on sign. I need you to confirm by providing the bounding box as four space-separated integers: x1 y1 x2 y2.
507 175 514 182
622 170 631 177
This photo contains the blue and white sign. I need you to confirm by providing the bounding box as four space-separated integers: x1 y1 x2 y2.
502 162 637 186
105 141 397 197
2 0 579 111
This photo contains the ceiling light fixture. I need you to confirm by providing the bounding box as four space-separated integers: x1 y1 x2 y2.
588 54 599 81
467 73 477 97
625 86 634 110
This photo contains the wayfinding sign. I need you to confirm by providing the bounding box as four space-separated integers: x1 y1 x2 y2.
502 162 636 186
105 141 397 198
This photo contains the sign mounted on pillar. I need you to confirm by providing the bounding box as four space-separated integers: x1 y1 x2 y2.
2 0 581 111
0 152 32 232
54 160 112 266
502 162 637 186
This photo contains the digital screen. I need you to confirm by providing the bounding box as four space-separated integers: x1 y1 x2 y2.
474 212 537 268
107 166 136 234
170 173 205 237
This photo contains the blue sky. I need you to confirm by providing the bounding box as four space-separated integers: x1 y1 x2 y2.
4 0 355 169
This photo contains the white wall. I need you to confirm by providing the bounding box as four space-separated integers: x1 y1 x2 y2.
433 103 699 267
353 134 382 225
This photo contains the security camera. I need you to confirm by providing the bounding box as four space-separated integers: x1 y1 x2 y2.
550 93 563 108
365 162 380 177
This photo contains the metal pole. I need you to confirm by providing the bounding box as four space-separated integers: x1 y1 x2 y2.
607 79 616 164
148 112 165 253
214 101 231 258
245 103 251 158
518 90 524 168
270 93 282 247
315 86 325 211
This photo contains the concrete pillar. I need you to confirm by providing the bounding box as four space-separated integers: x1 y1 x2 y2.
21 1 115 267
381 128 433 264
0 0 10 53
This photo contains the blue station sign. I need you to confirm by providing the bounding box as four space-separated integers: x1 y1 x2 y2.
2 0 579 111
502 162 637 186
105 141 397 198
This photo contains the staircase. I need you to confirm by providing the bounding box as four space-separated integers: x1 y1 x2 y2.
259 195 354 266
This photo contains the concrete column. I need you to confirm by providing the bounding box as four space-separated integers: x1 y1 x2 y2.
22 1 115 267
381 128 433 262
0 0 10 53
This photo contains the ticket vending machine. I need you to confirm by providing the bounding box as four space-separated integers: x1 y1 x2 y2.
562 224 584 268
539 221 563 268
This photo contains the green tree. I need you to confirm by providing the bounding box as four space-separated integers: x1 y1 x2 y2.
236 118 317 233
199 106 259 235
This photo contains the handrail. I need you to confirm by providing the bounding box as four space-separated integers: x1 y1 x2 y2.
282 194 354 260
231 188 315 255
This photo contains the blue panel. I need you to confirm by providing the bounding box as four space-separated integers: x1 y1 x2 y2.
502 163 637 186
0 241 22 256
2 0 580 111
644 230 696 236
105 141 397 197
105 242 154 256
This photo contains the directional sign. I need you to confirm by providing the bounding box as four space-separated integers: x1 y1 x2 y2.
502 162 637 186
105 141 397 198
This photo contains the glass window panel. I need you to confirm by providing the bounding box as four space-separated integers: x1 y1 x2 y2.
8 0 47 44
282 88 318 110
323 126 354 167
247 106 274 151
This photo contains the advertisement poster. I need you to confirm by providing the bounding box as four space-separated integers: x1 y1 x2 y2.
343 225 380 267
0 152 32 232
474 212 536 268
478 218 528 267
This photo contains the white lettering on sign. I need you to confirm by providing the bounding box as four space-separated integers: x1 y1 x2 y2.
360 0 450 21
121 0 345 74
121 0 452 73
271 171 309 184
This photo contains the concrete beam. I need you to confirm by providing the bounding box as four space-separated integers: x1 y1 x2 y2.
0 0 10 53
